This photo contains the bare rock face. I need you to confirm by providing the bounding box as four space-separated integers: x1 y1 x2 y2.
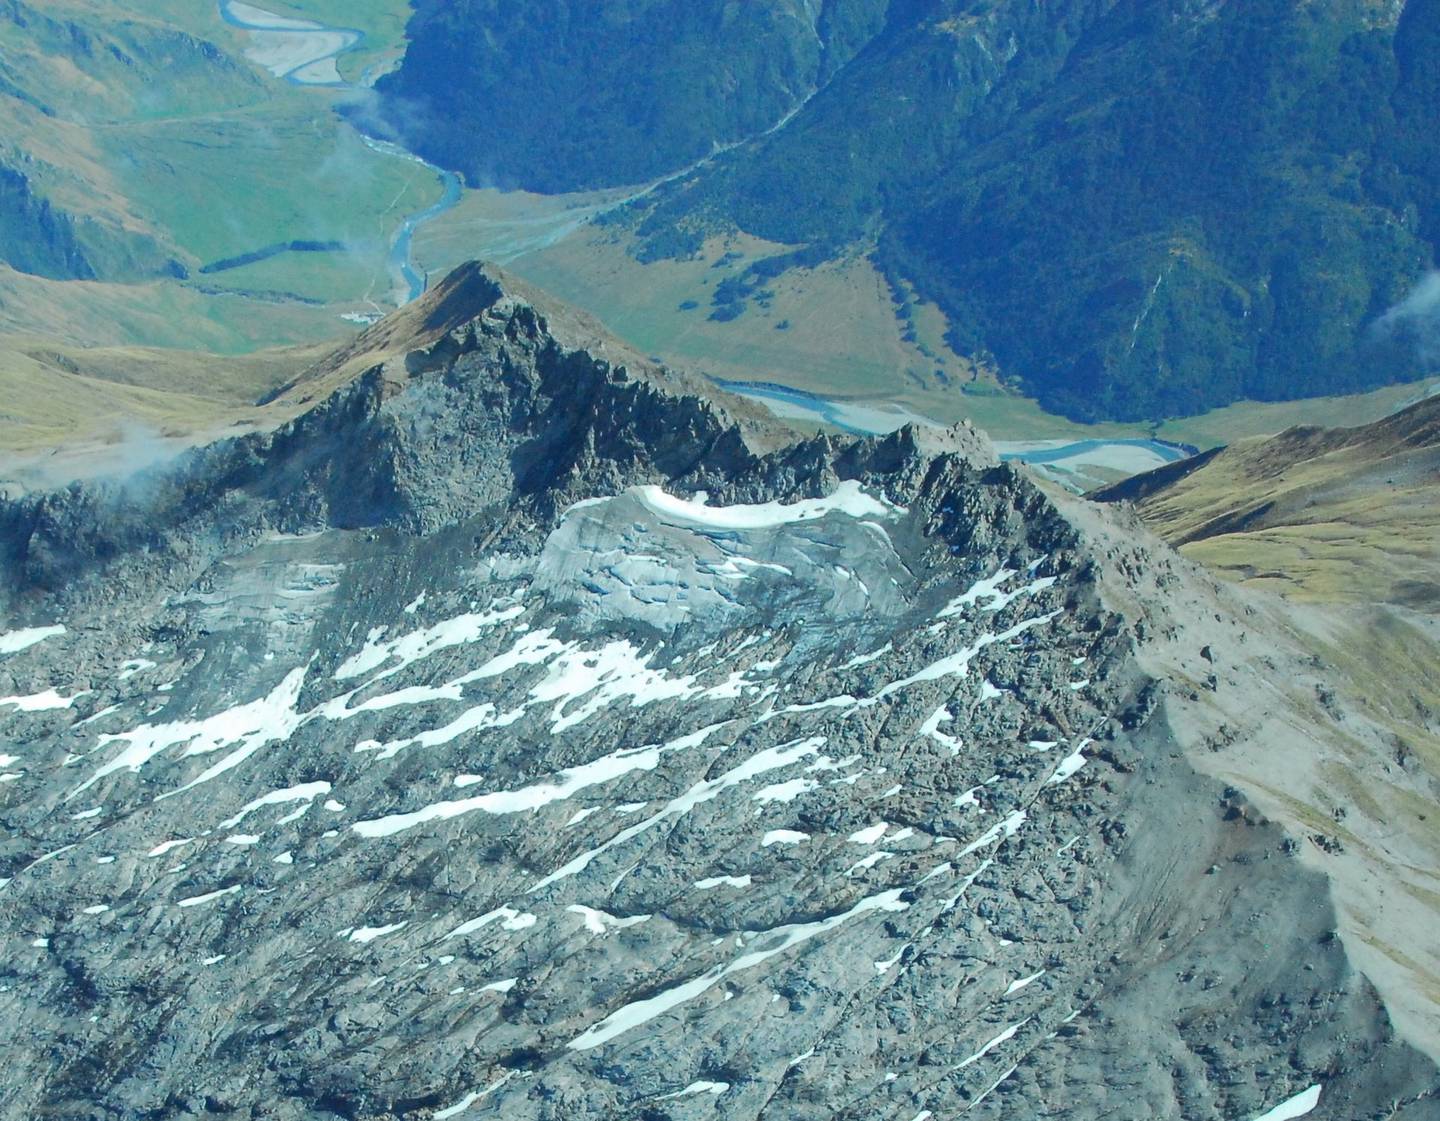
0 267 1436 1121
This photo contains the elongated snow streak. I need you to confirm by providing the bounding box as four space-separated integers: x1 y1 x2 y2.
1047 739 1090 785
72 669 307 801
567 905 650 934
218 781 332 829
568 886 909 1050
334 603 525 682
625 480 904 531
919 705 962 754
349 921 407 943
1005 970 1046 996
0 844 77 894
657 1081 729 1100
354 724 726 838
848 822 891 845
0 625 65 655
0 688 85 712
78 622 730 803
694 875 752 890
148 838 193 858
942 858 993 911
434 1071 522 1120
937 567 1056 619
177 885 241 908
443 906 536 940
937 570 1017 617
955 1019 1028 1069
837 642 893 670
965 1063 1020 1112
874 614 1059 700
762 612 1059 725
531 736 827 892
959 811 1027 858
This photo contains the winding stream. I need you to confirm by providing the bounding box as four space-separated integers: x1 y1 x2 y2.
713 379 1195 482
218 0 360 86
217 0 461 305
360 137 464 304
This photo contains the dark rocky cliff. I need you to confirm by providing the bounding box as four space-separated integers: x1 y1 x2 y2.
0 163 96 281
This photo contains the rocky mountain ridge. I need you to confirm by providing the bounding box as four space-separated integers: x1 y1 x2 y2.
1 264 1436 1120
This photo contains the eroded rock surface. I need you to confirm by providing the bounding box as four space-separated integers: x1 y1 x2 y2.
1 268 1436 1120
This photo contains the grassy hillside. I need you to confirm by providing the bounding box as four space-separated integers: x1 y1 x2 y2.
0 0 430 348
0 336 325 456
1095 393 1440 606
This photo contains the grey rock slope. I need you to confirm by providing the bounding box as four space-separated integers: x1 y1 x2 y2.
0 265 1436 1120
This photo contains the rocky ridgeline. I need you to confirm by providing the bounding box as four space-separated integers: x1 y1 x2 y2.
0 266 1435 1120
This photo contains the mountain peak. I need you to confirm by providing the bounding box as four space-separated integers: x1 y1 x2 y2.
1 272 1435 1116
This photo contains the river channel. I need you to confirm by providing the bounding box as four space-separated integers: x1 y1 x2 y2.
217 0 461 305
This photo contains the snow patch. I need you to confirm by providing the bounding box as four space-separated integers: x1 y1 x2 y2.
1 688 86 712
1005 970 1046 995
349 922 407 944
218 781 332 829
568 886 910 1050
334 604 524 682
0 625 65 655
75 669 307 802
694 875 752 890
531 737 826 891
443 906 537 940
630 480 903 531
847 822 890 845
567 905 651 935
355 724 726 838
177 885 240 908
753 777 816 805
956 1019 1027 1069
1048 739 1091 785
1250 1085 1322 1121
658 1081 730 1100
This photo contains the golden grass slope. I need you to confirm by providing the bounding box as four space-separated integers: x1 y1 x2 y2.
1086 392 1440 1052
0 334 329 456
1096 393 1440 607
0 262 796 489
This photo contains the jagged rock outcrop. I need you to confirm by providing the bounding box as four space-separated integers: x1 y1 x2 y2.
0 265 1436 1120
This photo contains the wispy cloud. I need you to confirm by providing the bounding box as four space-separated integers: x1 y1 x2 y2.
1372 271 1440 369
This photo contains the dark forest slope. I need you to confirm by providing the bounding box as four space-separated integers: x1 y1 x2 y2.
374 0 1440 424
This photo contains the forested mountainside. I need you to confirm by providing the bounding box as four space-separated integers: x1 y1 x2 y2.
369 0 891 192
374 0 1440 424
